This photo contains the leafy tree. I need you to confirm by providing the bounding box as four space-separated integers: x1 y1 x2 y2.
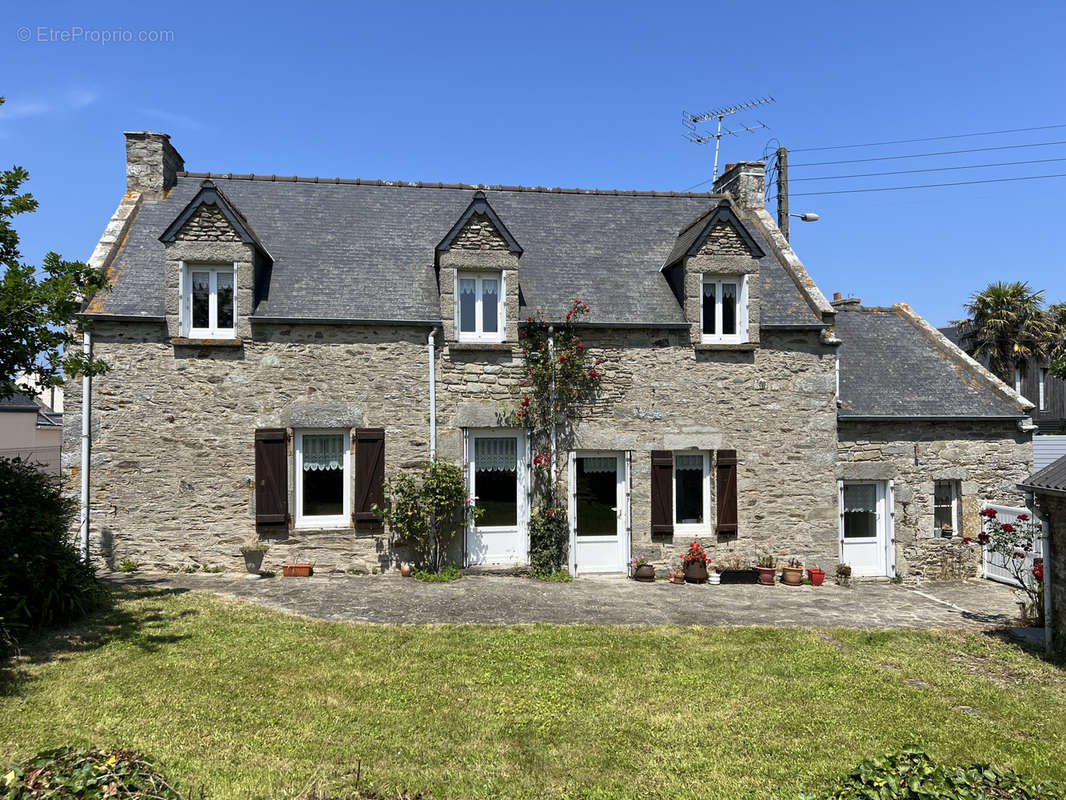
952 281 1061 383
0 95 110 400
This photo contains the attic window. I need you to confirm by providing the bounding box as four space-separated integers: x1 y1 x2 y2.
457 272 504 342
182 264 235 339
701 275 748 344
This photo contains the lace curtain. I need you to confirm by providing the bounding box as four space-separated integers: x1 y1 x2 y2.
303 434 344 471
843 484 876 513
475 437 517 472
675 454 703 471
580 456 616 474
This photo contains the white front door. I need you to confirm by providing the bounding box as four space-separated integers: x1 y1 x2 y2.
839 480 893 577
569 451 628 574
466 431 528 566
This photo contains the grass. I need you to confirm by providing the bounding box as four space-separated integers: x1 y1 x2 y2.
1 586 1064 799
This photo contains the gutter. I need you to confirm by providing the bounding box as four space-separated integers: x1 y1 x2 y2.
839 414 1027 422
251 316 442 327
428 329 437 459
79 329 91 563
76 313 166 323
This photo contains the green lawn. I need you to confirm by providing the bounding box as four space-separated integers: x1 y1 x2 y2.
2 585 1064 799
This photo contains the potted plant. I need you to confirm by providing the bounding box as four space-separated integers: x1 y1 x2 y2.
400 562 413 577
835 562 852 586
781 557 804 586
707 563 722 585
681 541 709 583
756 554 776 586
239 542 269 577
807 563 826 586
282 556 314 577
669 568 686 585
718 554 759 584
940 523 954 539
631 557 655 582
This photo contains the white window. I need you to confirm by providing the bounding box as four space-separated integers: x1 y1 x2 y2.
933 479 960 535
673 451 711 533
182 264 236 339
1014 366 1023 395
701 275 748 344
295 430 351 528
457 272 504 342
1039 368 1047 411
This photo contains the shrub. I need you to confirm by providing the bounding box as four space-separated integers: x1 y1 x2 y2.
0 458 105 645
0 746 191 798
800 747 1066 799
414 563 461 583
529 504 569 578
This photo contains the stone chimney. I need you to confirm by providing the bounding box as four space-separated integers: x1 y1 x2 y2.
124 131 184 199
712 161 765 211
831 292 862 310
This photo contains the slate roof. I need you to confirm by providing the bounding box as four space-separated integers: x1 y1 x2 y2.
835 305 1029 419
0 392 39 412
88 175 825 327
1019 454 1066 495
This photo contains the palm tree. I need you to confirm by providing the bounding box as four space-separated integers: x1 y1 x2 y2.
953 282 1061 383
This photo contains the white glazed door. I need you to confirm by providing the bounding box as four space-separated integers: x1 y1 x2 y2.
466 431 528 566
839 481 888 577
569 452 627 574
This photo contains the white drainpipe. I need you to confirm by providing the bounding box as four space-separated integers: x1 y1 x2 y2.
548 327 557 466
428 328 437 459
79 329 91 562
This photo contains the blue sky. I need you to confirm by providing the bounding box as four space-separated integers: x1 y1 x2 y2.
2 0 1064 326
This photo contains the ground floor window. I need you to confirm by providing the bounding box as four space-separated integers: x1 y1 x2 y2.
842 483 878 538
295 430 350 528
933 479 960 535
674 451 710 533
473 436 518 527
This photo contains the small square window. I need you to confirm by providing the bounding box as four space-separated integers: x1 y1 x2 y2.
933 480 960 535
701 275 747 343
183 264 236 339
457 272 504 342
674 451 711 533
295 430 351 528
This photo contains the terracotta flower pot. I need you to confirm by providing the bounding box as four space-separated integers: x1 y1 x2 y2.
634 564 655 582
670 572 685 585
781 566 803 586
808 568 826 586
684 561 708 584
282 562 313 577
400 563 413 577
756 566 776 586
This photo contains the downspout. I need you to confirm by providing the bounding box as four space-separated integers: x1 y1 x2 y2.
548 327 557 467
79 328 91 563
427 328 437 460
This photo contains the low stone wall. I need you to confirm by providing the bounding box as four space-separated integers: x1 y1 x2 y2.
838 420 1033 580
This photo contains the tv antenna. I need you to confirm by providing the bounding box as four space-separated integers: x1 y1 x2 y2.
683 96 776 180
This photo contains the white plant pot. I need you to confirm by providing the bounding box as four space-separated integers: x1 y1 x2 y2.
708 572 721 585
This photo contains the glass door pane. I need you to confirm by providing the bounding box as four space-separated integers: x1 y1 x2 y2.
575 456 617 536
474 437 517 526
843 483 877 538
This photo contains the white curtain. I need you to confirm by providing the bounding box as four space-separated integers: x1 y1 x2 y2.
580 456 616 474
475 437 517 472
843 484 876 513
675 454 703 471
303 434 344 471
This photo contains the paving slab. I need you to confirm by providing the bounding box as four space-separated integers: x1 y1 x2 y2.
108 571 1028 630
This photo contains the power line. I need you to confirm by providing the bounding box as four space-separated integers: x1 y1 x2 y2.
785 172 1066 198
789 123 1066 153
791 140 1066 168
790 156 1066 182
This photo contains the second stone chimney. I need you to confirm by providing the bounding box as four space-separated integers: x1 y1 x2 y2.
124 131 184 199
831 292 862 310
712 161 765 211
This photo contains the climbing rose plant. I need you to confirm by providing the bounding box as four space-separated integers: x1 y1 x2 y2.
968 508 1045 621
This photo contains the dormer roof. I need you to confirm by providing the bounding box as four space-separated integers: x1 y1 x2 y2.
159 179 270 258
435 190 523 263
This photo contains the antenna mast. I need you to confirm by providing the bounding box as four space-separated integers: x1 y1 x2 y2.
683 96 776 179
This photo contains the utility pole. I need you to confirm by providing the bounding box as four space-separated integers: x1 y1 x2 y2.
683 97 775 180
777 146 790 241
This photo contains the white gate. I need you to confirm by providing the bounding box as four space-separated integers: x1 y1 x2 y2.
980 503 1044 588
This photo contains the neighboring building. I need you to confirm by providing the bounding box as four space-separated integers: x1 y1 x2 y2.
1 392 63 474
1018 457 1066 659
15 372 64 414
64 131 1034 579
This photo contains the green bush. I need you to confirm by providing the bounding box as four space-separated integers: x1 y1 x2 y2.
801 747 1066 799
414 563 461 583
529 504 568 578
0 746 189 798
0 457 105 643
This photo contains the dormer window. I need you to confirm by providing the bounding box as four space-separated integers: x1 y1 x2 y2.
701 275 748 344
457 272 504 342
182 263 236 339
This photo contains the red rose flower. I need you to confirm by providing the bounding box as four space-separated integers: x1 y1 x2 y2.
1001 523 1015 533
980 508 998 517
1017 513 1029 521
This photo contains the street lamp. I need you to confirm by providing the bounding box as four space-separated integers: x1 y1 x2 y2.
790 212 819 222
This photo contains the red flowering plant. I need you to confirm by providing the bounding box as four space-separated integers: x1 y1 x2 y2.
681 541 709 566
976 508 1046 622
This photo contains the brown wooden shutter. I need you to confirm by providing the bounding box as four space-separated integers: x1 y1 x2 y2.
255 428 289 534
353 428 385 531
650 450 674 536
716 449 738 535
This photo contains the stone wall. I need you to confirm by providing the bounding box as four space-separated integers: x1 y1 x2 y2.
837 420 1033 580
698 222 753 257
451 213 510 251
1033 493 1065 660
173 205 242 242
65 322 841 576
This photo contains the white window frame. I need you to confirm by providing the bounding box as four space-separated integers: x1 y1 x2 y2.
456 271 505 343
1039 368 1047 411
1014 366 1023 395
673 451 712 534
294 429 351 529
700 274 748 344
181 262 237 339
933 479 960 535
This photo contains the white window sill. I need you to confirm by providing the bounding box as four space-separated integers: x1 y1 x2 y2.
695 341 755 352
172 336 243 347
295 518 350 530
674 523 712 536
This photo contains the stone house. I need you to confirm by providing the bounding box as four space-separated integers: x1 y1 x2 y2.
1018 456 1066 659
65 131 1034 579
